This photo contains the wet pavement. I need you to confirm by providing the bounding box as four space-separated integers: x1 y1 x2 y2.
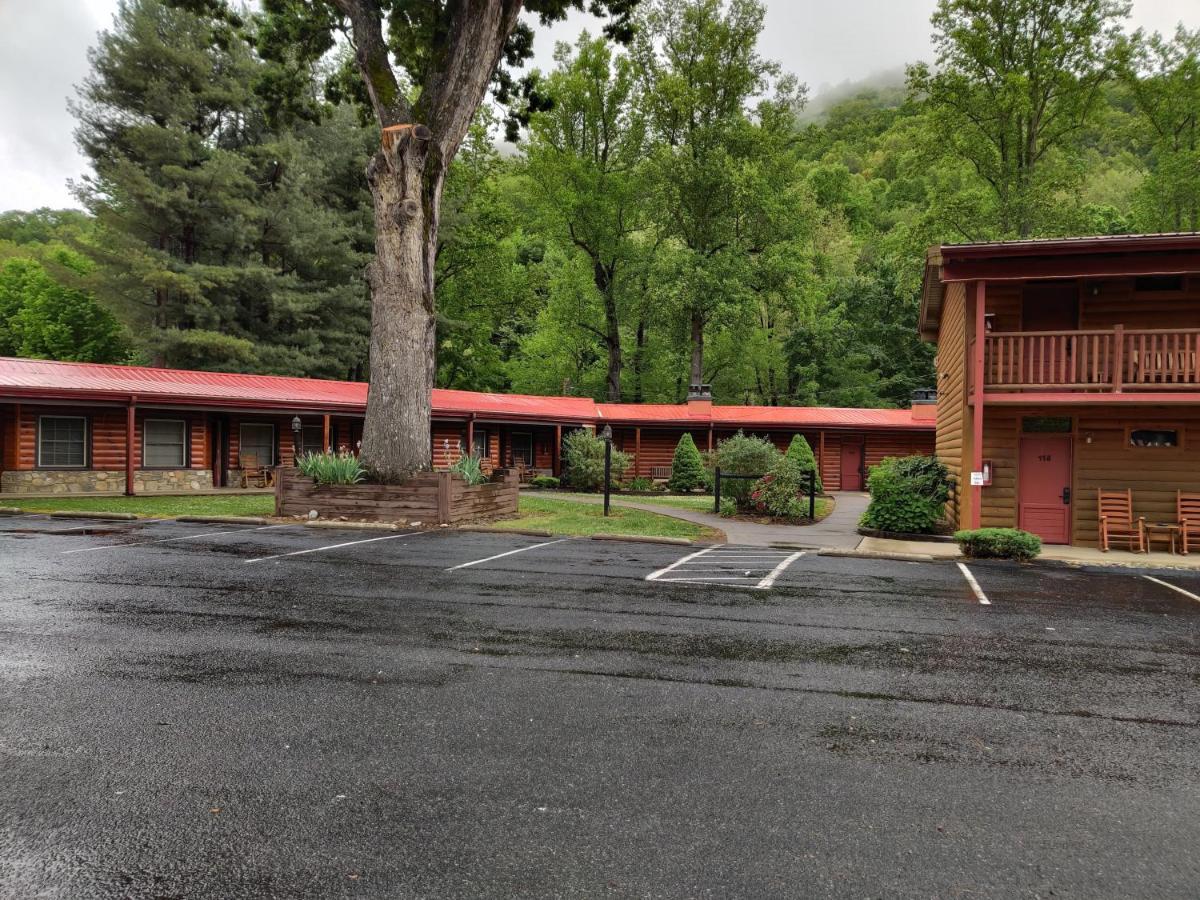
1 514 1198 898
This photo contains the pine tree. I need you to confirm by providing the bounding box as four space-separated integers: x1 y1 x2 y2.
785 434 822 493
668 432 707 492
72 0 373 377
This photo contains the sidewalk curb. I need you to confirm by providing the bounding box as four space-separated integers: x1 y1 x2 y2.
48 510 139 521
177 515 269 526
302 520 409 532
818 548 942 563
590 533 695 546
459 525 555 538
0 507 20 516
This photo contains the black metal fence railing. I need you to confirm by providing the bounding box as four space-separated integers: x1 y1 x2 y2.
714 468 818 519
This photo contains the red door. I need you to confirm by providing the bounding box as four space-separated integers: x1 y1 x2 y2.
840 442 864 491
1018 435 1072 544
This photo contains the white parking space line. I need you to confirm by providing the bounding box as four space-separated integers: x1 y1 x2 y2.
757 551 805 589
1143 575 1200 604
246 531 424 564
63 523 290 554
957 562 991 605
647 545 804 590
645 546 718 582
445 538 569 571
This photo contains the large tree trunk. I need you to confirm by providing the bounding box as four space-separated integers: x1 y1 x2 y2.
689 307 704 388
594 261 622 401
358 128 441 481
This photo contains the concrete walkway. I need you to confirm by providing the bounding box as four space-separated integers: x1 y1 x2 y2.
858 534 1200 570
564 491 870 549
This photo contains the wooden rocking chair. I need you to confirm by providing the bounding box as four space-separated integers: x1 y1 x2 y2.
1098 489 1146 553
239 452 271 489
1177 491 1200 556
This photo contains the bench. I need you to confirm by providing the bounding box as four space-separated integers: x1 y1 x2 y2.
650 466 672 480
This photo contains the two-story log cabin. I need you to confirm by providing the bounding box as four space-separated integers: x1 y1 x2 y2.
921 233 1200 547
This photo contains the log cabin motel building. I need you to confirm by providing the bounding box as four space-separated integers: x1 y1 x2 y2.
922 232 1200 547
0 358 933 500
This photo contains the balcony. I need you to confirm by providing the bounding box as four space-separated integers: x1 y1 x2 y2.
978 326 1200 393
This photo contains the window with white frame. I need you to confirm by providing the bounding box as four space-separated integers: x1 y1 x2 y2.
38 416 87 468
143 419 187 468
240 423 275 467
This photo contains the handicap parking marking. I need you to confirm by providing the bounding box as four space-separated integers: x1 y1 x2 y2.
445 538 570 571
956 562 992 605
245 530 426 564
62 523 291 554
646 545 806 590
1142 574 1200 604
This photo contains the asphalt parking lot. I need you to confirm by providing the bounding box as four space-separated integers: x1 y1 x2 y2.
2 514 1199 898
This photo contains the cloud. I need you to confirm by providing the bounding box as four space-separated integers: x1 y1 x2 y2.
0 0 1195 212
0 0 116 211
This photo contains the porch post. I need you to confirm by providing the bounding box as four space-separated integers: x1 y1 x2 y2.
707 425 713 452
125 397 137 497
970 280 986 529
322 414 331 452
818 431 826 483
635 427 642 477
466 416 474 459
554 424 562 476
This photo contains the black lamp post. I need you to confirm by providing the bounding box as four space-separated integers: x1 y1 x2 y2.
601 424 613 516
291 416 303 459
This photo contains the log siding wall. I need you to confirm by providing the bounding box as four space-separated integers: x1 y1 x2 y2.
935 282 969 527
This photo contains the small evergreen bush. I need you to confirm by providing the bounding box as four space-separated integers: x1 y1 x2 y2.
784 434 822 494
562 428 630 492
955 528 1042 561
714 431 779 509
667 432 707 492
860 454 951 534
530 475 560 489
749 455 808 519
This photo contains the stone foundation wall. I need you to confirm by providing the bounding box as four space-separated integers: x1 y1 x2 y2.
1 469 213 495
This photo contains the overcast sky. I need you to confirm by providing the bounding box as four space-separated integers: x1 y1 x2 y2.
1 0 1196 212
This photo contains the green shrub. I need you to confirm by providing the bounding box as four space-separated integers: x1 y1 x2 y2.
749 454 808 519
955 528 1042 561
714 431 780 509
718 497 737 518
667 432 707 492
296 451 366 486
449 453 488 486
860 454 951 534
530 475 560 489
784 434 822 494
625 475 656 492
562 428 630 492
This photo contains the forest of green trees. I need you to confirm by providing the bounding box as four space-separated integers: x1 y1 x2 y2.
1 0 1197 409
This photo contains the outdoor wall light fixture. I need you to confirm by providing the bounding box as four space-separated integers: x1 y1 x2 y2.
291 416 303 454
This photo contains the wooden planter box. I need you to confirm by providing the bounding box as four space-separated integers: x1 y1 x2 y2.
275 467 519 525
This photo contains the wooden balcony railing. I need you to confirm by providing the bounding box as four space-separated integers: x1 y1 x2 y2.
980 326 1200 392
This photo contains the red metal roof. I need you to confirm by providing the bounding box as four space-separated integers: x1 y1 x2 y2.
0 356 933 430
597 401 931 430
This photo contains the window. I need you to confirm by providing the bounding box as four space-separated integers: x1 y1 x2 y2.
1133 275 1184 295
1023 416 1072 434
300 425 325 454
142 419 187 468
472 428 488 458
1128 428 1180 449
240 423 275 467
38 416 87 468
511 432 533 466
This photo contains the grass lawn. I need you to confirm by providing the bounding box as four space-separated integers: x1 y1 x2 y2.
553 491 716 511
546 490 834 520
1 494 275 518
494 495 718 540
